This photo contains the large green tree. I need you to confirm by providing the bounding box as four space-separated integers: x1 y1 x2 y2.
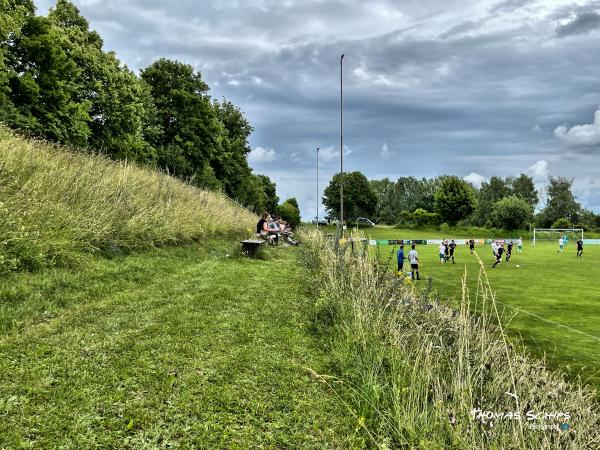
141 58 220 180
538 177 581 226
492 195 533 230
6 14 91 145
434 176 475 224
0 0 35 123
370 176 439 224
211 99 254 198
473 176 511 226
323 171 377 221
508 173 538 209
256 174 278 214
48 0 157 162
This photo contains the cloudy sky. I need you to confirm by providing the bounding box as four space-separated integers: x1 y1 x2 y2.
36 0 600 218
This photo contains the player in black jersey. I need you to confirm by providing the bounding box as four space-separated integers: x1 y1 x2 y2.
469 238 475 253
492 243 504 268
576 238 584 257
449 240 457 263
505 241 513 262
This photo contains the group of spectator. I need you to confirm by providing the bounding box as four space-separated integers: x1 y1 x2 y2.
256 212 299 246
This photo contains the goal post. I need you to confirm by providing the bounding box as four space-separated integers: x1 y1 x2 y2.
532 228 584 246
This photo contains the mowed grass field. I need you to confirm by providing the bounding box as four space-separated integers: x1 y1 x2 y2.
325 226 600 388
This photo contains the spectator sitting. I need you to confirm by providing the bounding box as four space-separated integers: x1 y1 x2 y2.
274 217 299 246
256 212 278 244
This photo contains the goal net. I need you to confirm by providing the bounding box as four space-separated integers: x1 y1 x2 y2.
532 228 583 246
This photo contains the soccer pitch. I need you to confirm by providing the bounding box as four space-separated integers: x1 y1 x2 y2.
352 227 600 388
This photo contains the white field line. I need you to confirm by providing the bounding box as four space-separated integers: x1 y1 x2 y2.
421 270 600 344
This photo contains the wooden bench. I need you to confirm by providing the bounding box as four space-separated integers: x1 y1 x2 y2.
240 239 265 257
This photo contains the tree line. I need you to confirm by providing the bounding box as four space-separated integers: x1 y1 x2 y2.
323 171 600 231
1 0 298 220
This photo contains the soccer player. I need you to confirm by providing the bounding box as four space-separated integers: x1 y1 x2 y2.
558 235 564 253
491 240 497 258
439 241 446 264
397 244 405 272
492 243 504 268
449 239 457 263
576 238 584 257
444 239 450 262
408 244 421 280
517 237 523 253
506 241 513 262
469 238 475 254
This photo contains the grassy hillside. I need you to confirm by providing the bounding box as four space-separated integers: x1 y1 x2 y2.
0 126 256 272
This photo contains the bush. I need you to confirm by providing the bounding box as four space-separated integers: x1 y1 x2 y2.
491 195 533 230
413 208 440 226
276 199 300 228
552 217 571 229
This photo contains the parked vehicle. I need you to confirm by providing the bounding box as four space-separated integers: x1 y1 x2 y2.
355 217 375 227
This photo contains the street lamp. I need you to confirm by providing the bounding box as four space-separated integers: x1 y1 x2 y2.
339 53 344 239
316 146 320 230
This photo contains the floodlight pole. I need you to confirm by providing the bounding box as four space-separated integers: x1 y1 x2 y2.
339 53 345 240
316 147 320 230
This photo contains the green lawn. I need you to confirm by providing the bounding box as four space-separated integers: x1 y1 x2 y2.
351 227 600 388
0 243 362 448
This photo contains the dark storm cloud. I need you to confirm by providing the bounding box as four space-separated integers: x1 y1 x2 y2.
33 0 600 215
556 12 600 37
489 0 530 14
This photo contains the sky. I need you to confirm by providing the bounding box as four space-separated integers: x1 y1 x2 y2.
36 0 600 219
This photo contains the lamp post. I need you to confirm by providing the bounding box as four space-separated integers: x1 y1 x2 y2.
339 53 344 239
316 146 320 230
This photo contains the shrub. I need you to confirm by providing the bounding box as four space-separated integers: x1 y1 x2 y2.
277 199 301 228
552 217 571 229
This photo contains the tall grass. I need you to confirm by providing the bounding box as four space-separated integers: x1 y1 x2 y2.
0 127 256 272
300 229 599 449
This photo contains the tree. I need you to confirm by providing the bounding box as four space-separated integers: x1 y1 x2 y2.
48 0 157 161
141 58 220 180
277 198 301 228
552 217 571 229
211 99 255 198
256 174 278 214
434 176 475 224
491 195 533 230
508 174 538 209
0 0 35 124
370 176 439 224
6 15 91 145
538 177 581 227
473 176 511 226
323 171 377 221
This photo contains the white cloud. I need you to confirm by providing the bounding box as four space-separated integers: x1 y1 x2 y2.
318 145 351 164
463 172 486 187
319 145 337 163
380 142 394 159
532 124 542 132
554 107 600 147
528 160 549 181
248 146 277 163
